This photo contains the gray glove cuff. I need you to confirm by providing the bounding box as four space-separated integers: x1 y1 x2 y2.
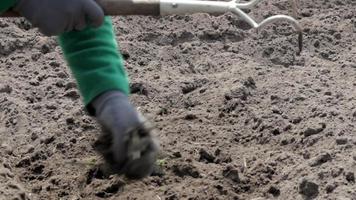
91 90 129 117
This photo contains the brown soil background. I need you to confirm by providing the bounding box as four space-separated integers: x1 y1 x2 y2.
1 0 356 199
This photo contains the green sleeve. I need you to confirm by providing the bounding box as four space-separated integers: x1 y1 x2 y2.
0 0 17 13
58 17 130 113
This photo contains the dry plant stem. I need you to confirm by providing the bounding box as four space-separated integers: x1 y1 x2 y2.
290 0 299 18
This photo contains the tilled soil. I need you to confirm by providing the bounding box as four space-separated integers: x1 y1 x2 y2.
1 0 356 199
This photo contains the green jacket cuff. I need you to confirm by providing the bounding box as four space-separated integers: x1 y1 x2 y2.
0 0 17 13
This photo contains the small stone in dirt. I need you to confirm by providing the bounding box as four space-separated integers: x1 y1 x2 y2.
49 61 60 68
324 91 332 96
199 149 215 163
31 132 38 141
16 157 31 168
172 151 182 158
225 86 250 101
345 172 355 183
41 136 55 145
214 149 232 164
66 118 75 125
267 185 280 197
294 95 306 101
130 82 148 95
243 77 256 89
335 138 348 145
40 44 51 54
181 79 208 94
325 182 338 193
283 124 292 131
303 123 326 137
280 139 289 146
352 110 356 118
271 128 281 136
215 184 228 195
184 113 198 120
57 72 68 78
0 85 12 94
309 152 332 167
64 90 80 100
65 82 77 90
55 80 65 88
272 107 282 115
299 179 319 199
291 117 302 124
45 104 57 110
222 165 240 183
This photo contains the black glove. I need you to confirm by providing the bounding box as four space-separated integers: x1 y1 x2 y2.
14 0 105 36
91 90 159 179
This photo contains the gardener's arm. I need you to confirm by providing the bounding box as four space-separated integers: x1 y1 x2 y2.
58 18 130 112
59 19 158 178
4 0 158 179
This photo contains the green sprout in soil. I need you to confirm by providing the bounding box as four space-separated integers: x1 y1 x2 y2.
156 159 167 167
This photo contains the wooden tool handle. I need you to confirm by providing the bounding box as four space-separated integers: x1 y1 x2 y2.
1 0 160 17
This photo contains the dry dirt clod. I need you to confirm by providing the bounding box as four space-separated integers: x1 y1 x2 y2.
303 123 326 137
64 90 80 100
345 172 355 183
299 179 319 199
352 110 356 118
309 152 332 167
222 165 240 183
198 148 215 163
184 113 198 120
130 82 148 95
325 182 338 193
335 138 348 145
0 85 12 94
267 185 280 197
171 163 200 178
243 77 256 89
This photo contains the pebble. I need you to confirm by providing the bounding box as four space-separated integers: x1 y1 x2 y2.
325 182 338 193
299 179 319 199
0 85 12 94
222 165 240 183
267 185 280 197
309 152 332 167
303 123 326 137
184 113 198 120
335 138 348 145
345 172 355 183
199 149 215 163
64 90 80 100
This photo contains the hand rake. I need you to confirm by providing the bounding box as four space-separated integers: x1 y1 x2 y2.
2 0 303 53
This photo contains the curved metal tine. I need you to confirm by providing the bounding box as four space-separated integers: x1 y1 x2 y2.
230 6 302 32
258 15 302 32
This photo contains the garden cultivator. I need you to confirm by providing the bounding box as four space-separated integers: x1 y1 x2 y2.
2 0 303 52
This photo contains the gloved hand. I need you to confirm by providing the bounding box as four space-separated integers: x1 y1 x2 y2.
14 0 105 36
91 91 159 179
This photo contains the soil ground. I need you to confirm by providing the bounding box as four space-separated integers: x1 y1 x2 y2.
1 0 356 199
